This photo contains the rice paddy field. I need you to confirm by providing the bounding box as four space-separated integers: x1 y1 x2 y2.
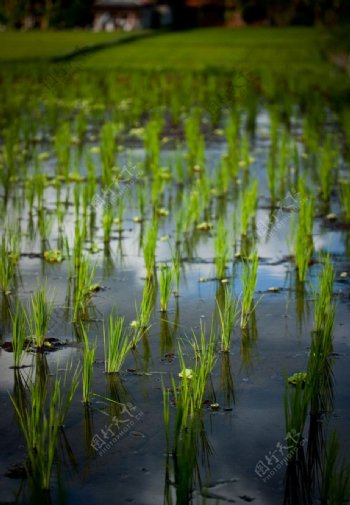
0 27 350 505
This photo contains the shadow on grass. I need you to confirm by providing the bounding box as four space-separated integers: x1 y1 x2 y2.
51 29 166 63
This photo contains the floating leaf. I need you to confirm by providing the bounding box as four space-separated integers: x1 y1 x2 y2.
197 221 212 231
288 372 307 386
43 250 63 263
179 368 193 379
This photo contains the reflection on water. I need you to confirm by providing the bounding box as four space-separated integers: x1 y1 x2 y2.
240 309 258 370
105 374 132 419
83 405 96 461
282 313 347 505
219 352 235 409
164 410 213 505
160 316 175 356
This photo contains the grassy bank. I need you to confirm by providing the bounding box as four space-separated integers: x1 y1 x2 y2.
0 30 135 61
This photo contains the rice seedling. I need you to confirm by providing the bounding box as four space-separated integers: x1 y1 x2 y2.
240 178 258 236
184 108 204 171
81 325 96 404
314 254 335 335
175 205 185 245
162 374 210 505
0 234 17 294
240 250 258 329
150 174 164 210
10 301 28 369
134 280 154 331
103 310 132 373
175 152 186 185
217 156 231 196
320 431 350 504
159 264 173 312
216 285 239 352
72 224 84 272
10 366 80 490
295 178 314 282
198 173 211 214
28 280 54 349
100 122 117 187
171 324 216 422
277 129 290 198
214 217 229 280
240 132 252 170
340 180 350 223
307 254 336 414
183 189 202 234
135 184 146 222
2 126 17 187
162 329 215 504
186 320 217 411
114 196 125 231
225 112 239 173
73 182 81 218
54 122 71 179
171 247 181 296
102 205 114 243
143 221 158 279
37 207 53 244
73 257 98 322
75 108 88 142
144 117 162 172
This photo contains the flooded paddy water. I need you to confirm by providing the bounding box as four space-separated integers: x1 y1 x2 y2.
0 68 350 504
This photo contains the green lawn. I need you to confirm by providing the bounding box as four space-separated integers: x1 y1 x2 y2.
0 27 328 72
79 27 324 70
0 30 136 61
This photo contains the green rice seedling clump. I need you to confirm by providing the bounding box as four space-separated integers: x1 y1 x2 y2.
320 431 350 504
100 122 117 187
307 254 336 414
10 367 79 490
217 285 239 352
81 325 96 404
143 221 158 279
28 280 54 349
103 310 132 373
214 217 229 280
11 301 28 368
240 250 258 329
135 280 154 331
73 257 97 322
240 178 258 237
159 264 173 312
132 280 155 347
0 231 19 293
295 178 314 282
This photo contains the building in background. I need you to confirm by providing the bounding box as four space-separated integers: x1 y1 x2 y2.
92 0 237 31
93 0 155 31
1 0 348 30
